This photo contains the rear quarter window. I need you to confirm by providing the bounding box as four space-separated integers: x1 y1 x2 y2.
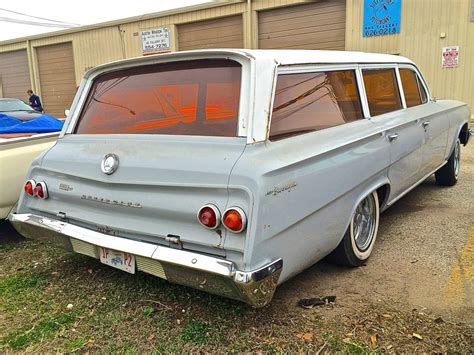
269 70 364 140
399 68 428 108
75 59 242 137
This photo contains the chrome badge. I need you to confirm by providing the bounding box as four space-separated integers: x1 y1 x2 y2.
101 153 119 175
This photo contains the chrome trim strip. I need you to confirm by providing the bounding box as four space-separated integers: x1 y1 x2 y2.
386 162 447 206
0 132 59 146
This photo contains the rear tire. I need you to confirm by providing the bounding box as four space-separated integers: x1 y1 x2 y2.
435 139 461 186
328 191 380 267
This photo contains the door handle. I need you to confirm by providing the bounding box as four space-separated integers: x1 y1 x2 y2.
422 121 430 128
387 133 399 142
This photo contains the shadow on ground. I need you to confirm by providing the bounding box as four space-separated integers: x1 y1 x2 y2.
0 220 24 244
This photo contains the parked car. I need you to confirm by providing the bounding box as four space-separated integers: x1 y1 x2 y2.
0 133 58 219
10 50 471 307
0 98 42 121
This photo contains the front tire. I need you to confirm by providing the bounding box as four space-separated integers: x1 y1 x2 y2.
435 139 461 186
329 191 380 267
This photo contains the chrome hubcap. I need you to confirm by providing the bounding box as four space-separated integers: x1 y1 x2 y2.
454 141 460 178
353 194 377 252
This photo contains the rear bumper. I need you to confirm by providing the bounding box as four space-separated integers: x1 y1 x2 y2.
9 213 282 307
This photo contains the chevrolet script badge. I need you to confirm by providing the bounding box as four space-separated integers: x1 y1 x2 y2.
101 153 119 175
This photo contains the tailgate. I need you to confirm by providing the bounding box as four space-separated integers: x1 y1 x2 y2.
19 134 246 256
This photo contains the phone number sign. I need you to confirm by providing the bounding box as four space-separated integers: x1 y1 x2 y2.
363 0 402 37
141 27 171 52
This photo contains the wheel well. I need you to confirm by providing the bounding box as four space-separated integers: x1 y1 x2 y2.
376 184 390 209
459 123 469 145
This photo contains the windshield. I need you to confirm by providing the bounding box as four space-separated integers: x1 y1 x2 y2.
0 99 33 112
75 59 242 136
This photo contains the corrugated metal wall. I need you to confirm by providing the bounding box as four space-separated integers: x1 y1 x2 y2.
36 42 76 117
346 0 474 115
0 0 472 116
0 50 30 100
258 0 346 50
178 15 244 50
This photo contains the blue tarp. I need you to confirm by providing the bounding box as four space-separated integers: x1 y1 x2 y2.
0 114 63 134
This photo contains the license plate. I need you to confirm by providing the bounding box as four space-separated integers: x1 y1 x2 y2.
99 248 135 274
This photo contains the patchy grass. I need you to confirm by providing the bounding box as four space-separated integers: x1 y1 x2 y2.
0 222 472 352
1 313 76 350
181 320 215 344
0 272 49 296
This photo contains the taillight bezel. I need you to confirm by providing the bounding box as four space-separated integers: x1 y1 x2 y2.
197 204 221 230
222 207 247 233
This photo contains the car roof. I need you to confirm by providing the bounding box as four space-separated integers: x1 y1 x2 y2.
84 49 415 80
218 49 414 65
84 49 415 78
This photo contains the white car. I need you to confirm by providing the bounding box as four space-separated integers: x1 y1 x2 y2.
0 133 58 219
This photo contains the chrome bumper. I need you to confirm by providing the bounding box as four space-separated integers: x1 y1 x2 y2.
9 213 282 308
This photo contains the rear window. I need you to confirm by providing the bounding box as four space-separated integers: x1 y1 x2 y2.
75 60 242 136
269 70 364 140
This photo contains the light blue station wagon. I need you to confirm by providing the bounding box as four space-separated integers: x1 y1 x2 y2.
10 50 471 307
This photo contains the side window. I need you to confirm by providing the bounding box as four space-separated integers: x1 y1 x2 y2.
269 70 364 140
399 68 429 107
417 75 429 104
362 68 403 116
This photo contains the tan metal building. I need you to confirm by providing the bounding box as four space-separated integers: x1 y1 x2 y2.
0 0 472 118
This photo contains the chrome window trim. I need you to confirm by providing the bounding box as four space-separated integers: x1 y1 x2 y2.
355 65 370 118
395 67 407 109
277 63 359 74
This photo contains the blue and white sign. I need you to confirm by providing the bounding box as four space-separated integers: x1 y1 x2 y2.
363 0 402 37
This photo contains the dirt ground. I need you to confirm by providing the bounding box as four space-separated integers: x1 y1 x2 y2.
0 141 473 352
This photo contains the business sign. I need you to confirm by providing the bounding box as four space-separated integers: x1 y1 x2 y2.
363 0 402 37
442 46 459 68
141 27 171 53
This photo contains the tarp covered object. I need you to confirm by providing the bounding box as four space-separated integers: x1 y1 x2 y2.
0 114 63 133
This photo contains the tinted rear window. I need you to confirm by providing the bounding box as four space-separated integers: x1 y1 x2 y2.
75 60 242 136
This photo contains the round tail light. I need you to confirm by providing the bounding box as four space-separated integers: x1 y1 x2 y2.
24 180 36 196
34 182 48 199
197 204 221 229
222 207 247 233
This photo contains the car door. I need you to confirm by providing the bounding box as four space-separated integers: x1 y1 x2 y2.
361 66 425 199
398 67 449 175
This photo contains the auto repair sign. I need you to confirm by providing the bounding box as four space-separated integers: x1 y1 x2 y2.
442 46 459 68
141 27 171 53
363 0 402 37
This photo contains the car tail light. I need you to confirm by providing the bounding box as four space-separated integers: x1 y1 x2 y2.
222 207 247 233
24 180 36 196
33 182 48 199
197 204 221 229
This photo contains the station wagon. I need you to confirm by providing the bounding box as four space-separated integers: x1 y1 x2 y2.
10 49 471 307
